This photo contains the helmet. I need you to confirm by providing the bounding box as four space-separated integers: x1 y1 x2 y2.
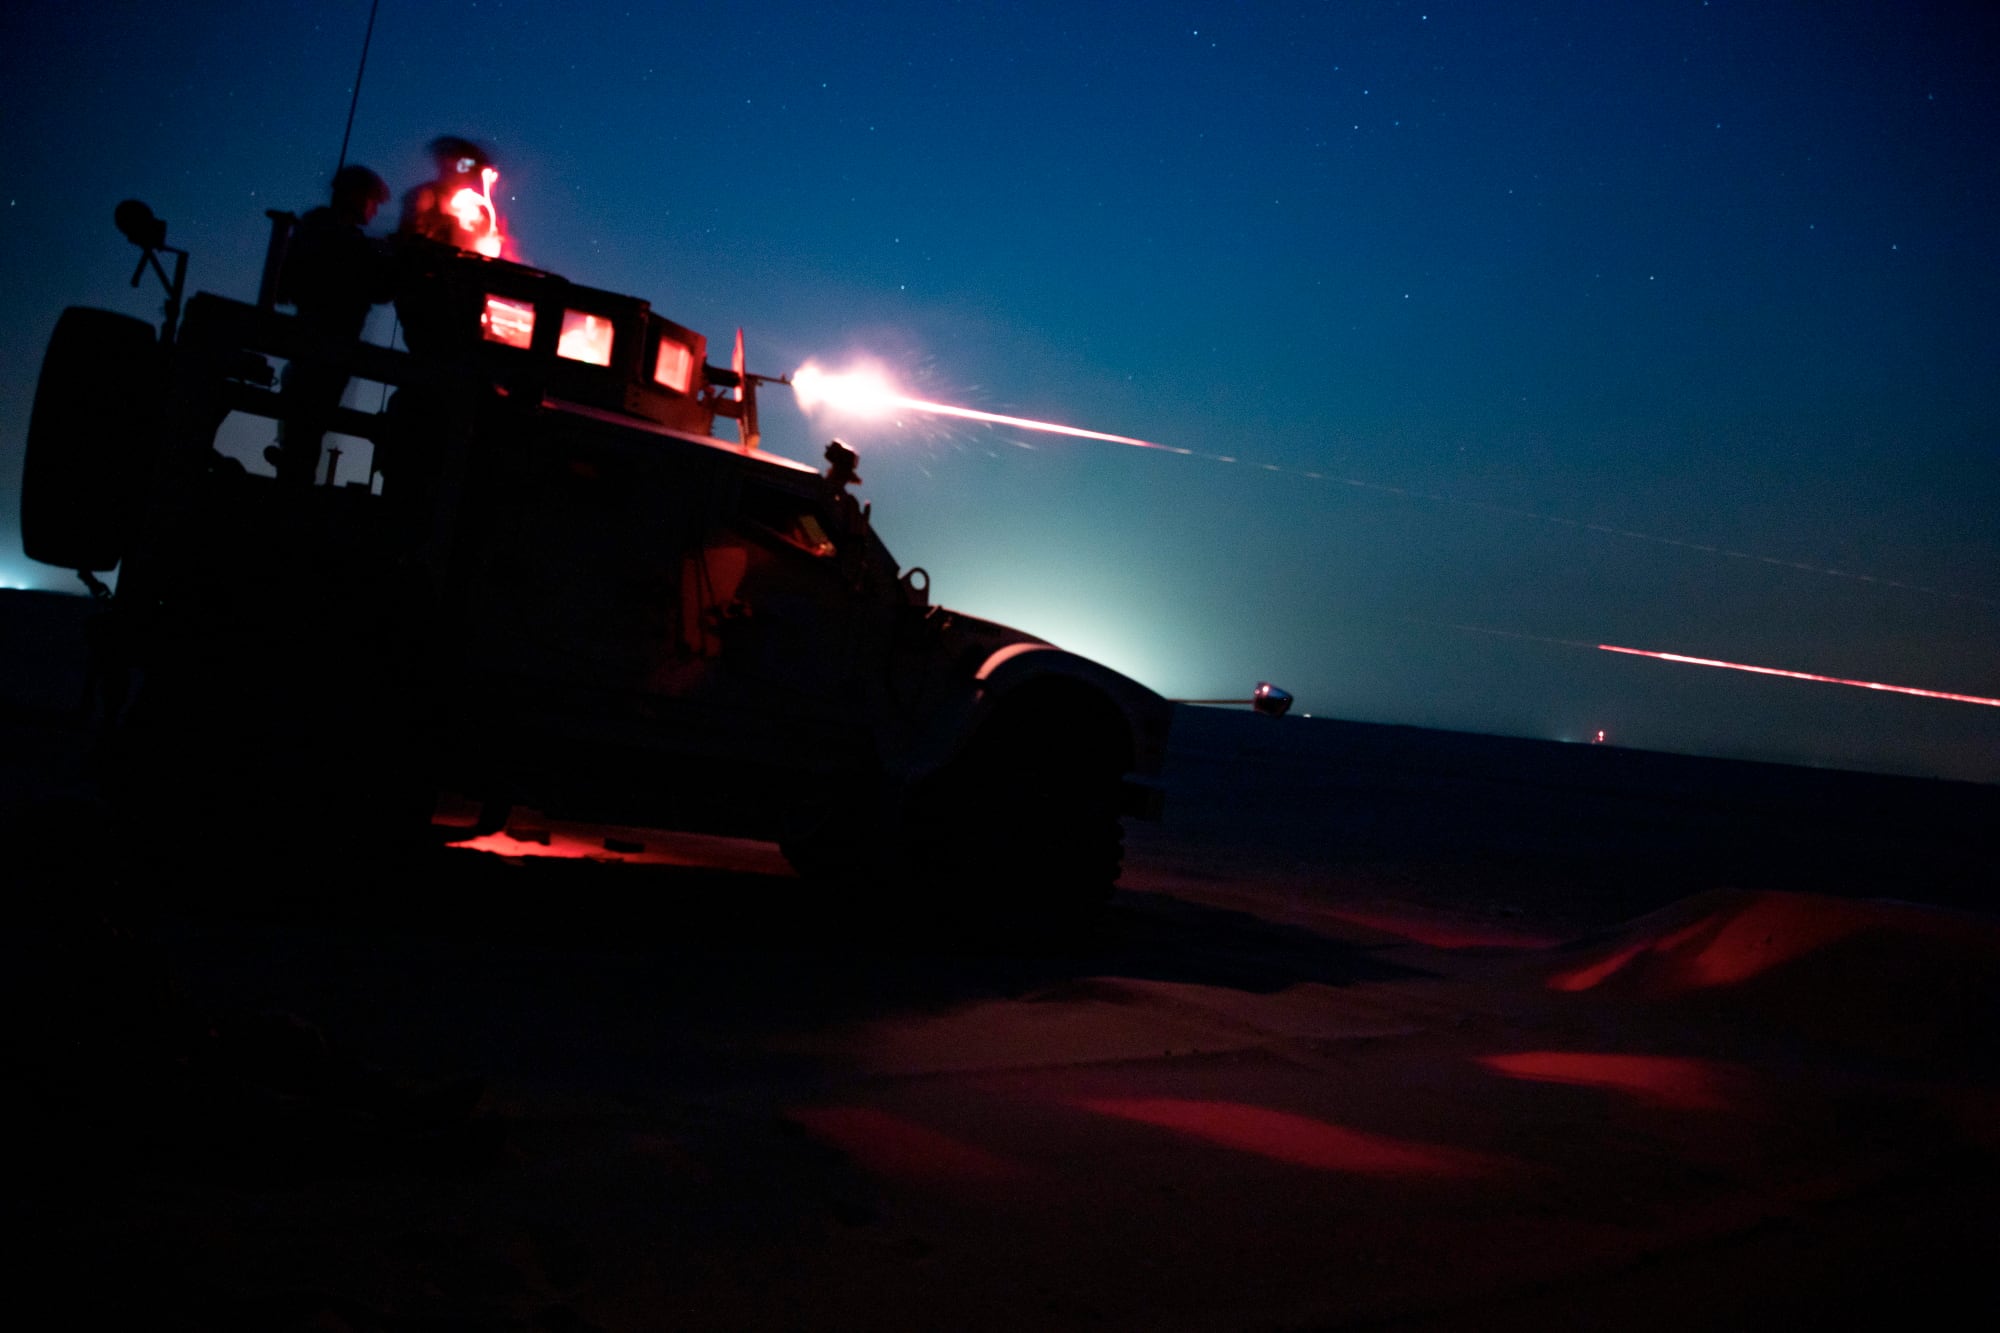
428 135 491 176
331 164 391 206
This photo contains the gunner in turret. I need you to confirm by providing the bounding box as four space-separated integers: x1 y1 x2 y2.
270 164 394 486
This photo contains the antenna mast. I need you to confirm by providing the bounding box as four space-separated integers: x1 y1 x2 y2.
334 0 384 173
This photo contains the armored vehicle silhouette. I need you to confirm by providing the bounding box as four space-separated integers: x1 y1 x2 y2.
21 202 1171 917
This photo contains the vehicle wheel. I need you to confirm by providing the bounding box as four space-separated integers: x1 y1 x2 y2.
21 307 162 572
779 780 897 882
905 686 1130 934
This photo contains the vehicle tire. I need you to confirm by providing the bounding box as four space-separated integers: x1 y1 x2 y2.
779 777 902 885
21 307 162 572
905 685 1130 934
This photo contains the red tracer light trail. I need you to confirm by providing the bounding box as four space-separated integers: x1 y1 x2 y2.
791 362 1188 452
1599 644 2000 708
790 363 1992 609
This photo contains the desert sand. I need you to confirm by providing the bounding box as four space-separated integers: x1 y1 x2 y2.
4 587 1995 1330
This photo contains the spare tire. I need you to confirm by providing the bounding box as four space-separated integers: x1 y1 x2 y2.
21 307 162 572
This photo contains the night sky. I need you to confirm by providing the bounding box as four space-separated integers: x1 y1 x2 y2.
4 1 1996 782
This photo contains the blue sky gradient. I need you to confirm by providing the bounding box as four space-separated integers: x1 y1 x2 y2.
4 1 1996 779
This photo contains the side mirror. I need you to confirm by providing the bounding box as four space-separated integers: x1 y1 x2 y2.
115 199 167 250
1251 682 1293 718
113 198 189 343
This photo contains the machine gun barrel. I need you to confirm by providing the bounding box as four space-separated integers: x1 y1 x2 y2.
701 366 791 391
702 366 790 453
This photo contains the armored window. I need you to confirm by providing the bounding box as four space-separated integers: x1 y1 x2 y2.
481 295 535 349
653 338 694 395
557 310 615 366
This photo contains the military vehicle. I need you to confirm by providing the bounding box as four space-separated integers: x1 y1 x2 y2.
19 201 1172 919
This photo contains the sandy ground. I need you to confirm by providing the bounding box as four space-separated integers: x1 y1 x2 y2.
4 588 1997 1330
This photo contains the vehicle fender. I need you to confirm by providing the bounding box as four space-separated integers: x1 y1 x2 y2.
898 641 1173 807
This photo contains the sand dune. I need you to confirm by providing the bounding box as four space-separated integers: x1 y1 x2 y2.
3 586 1996 1329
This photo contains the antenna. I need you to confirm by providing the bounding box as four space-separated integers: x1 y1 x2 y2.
334 0 384 174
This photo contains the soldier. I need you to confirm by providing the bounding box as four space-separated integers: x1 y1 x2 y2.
392 136 504 361
397 135 500 253
271 164 394 486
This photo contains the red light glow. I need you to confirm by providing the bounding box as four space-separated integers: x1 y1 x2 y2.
1075 1098 1498 1176
1547 918 1727 991
1679 895 1875 987
654 338 694 394
439 821 793 875
787 1106 1024 1184
448 187 487 236
1478 1051 1732 1110
791 361 1188 452
1318 906 1564 950
481 295 535 349
446 166 511 259
557 310 614 366
1600 643 2000 708
1548 893 1887 992
1548 939 1652 993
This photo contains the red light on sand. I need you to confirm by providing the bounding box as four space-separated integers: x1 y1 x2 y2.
1600 644 2000 708
1478 1051 1731 1110
1319 906 1564 950
1548 939 1651 992
1679 894 1873 987
1076 1098 1495 1176
481 295 535 348
558 310 614 366
1549 892 1886 992
787 1106 1023 1184
1550 918 1720 991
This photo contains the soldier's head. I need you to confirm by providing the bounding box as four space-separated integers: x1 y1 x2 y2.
330 164 391 225
428 135 491 181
